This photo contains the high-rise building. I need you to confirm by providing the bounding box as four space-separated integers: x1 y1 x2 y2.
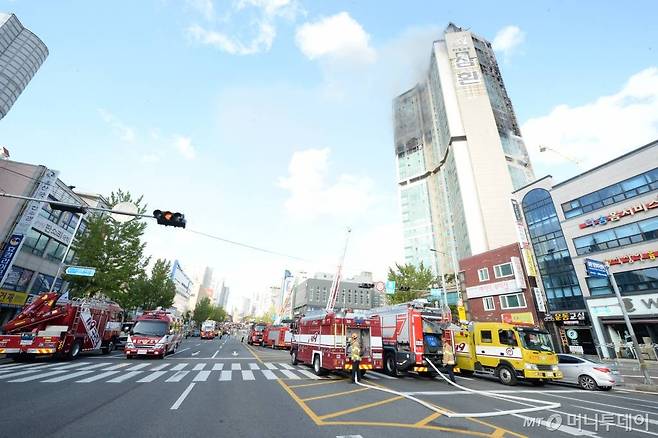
218 283 230 309
197 266 214 303
394 23 534 276
0 13 48 120
170 260 193 315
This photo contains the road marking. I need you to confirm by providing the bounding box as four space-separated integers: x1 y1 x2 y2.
288 380 342 388
125 363 150 371
79 362 112 370
191 351 200 356
171 363 187 371
193 371 211 382
219 370 232 381
262 369 277 380
42 370 94 382
108 371 142 383
414 412 442 427
249 363 260 370
212 363 224 371
302 388 368 402
296 369 322 380
103 363 131 371
231 363 241 370
596 392 658 405
137 371 168 382
195 343 201 347
280 369 300 380
150 363 170 371
170 383 196 410
546 393 656 415
402 389 585 395
0 362 55 371
0 368 54 380
264 362 277 370
242 370 255 380
166 371 189 382
77 371 120 382
279 363 294 370
336 435 364 438
193 363 206 371
9 370 68 382
277 380 323 425
167 347 190 357
573 404 658 428
211 350 219 359
509 412 598 437
53 362 91 370
455 375 474 381
319 396 404 420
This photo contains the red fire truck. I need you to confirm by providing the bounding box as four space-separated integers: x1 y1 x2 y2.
263 324 292 349
0 292 123 360
124 310 183 359
290 310 383 376
369 300 453 377
247 322 268 345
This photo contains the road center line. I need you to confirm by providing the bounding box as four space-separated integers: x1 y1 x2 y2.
211 350 219 359
170 383 196 410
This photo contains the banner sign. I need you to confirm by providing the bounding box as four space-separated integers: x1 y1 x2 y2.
80 306 102 349
0 234 24 284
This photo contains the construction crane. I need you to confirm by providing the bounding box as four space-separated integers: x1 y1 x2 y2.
325 227 352 312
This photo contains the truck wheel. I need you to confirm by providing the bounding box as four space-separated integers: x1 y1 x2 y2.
313 355 325 376
68 340 82 360
291 350 298 366
384 354 399 377
497 365 517 386
101 340 115 355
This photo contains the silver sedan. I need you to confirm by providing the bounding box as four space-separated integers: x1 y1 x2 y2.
557 353 618 390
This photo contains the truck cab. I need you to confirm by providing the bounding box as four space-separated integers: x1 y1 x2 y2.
455 322 563 385
124 311 182 359
247 322 267 345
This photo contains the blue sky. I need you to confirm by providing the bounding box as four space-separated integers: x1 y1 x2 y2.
2 0 658 312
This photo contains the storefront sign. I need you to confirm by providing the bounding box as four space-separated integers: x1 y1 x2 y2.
607 250 657 266
0 234 24 285
32 217 74 244
579 195 658 229
501 312 534 325
533 287 547 313
466 279 520 299
544 311 587 323
588 293 658 317
511 256 527 290
0 289 28 306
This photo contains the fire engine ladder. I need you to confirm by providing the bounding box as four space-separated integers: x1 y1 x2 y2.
325 228 351 312
67 303 83 336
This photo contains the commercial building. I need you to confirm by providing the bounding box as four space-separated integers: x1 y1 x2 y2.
0 13 48 120
460 243 545 327
513 140 658 358
292 272 385 315
170 260 193 315
196 266 214 303
218 283 230 309
393 23 534 278
0 160 88 324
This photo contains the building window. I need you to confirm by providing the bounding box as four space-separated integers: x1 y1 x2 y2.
499 293 526 310
494 263 513 278
498 329 517 346
2 266 34 291
483 296 495 311
30 273 63 294
478 268 490 282
561 167 658 218
44 239 67 262
573 216 658 255
586 266 658 296
23 228 50 256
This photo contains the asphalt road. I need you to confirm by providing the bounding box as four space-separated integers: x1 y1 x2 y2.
0 336 656 438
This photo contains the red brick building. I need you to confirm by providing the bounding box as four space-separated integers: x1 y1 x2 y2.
459 243 544 327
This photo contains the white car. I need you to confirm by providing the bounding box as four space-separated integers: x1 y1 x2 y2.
557 354 618 391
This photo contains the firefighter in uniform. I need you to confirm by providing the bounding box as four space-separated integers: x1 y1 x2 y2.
442 338 456 383
350 332 361 383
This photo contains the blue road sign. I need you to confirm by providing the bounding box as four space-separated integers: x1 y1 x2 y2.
65 266 96 277
430 288 443 299
585 258 608 278
385 280 396 294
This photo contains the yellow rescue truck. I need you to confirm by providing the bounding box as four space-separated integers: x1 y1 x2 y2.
454 322 562 386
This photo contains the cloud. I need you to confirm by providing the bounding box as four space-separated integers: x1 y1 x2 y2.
186 0 301 55
141 153 160 163
295 12 376 64
278 148 374 220
186 0 214 20
522 67 658 177
492 25 525 58
174 135 197 160
98 109 136 143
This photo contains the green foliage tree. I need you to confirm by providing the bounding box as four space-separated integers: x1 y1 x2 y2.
192 297 213 325
131 259 176 311
260 306 276 323
66 190 149 311
210 306 227 322
387 262 438 304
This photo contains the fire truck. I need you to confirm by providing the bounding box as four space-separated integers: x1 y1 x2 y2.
247 322 268 345
263 324 292 349
0 292 122 360
368 300 453 377
200 320 217 339
290 310 384 376
124 310 183 359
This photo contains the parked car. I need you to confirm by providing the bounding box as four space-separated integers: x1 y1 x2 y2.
557 354 618 390
115 322 135 350
192 328 200 337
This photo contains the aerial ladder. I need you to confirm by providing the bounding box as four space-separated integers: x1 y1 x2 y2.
325 227 351 312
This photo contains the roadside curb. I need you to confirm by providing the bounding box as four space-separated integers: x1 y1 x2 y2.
622 384 658 392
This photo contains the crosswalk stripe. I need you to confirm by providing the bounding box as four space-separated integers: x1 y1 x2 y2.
166 371 189 382
77 371 120 382
54 362 91 370
262 369 277 380
0 363 60 374
171 363 187 371
193 364 206 371
125 363 150 371
242 370 255 380
0 362 51 371
279 363 294 370
42 370 94 382
108 371 142 383
0 368 48 380
9 370 68 382
231 363 241 370
219 370 232 381
248 363 260 370
279 369 299 379
296 369 321 380
212 363 224 371
150 363 170 371
79 363 111 371
137 371 167 382
193 371 211 382
103 363 131 371
264 362 277 370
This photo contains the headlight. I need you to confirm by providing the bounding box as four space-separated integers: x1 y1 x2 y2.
552 365 559 371
154 343 164 349
525 363 538 370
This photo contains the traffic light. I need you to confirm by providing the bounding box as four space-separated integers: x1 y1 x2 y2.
153 210 186 228
358 283 374 289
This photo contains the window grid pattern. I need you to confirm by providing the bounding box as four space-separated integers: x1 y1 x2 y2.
573 216 658 255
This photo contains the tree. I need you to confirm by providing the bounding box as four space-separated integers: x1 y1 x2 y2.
66 190 149 311
387 262 437 304
131 259 176 311
192 297 213 325
260 306 276 323
210 306 227 322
